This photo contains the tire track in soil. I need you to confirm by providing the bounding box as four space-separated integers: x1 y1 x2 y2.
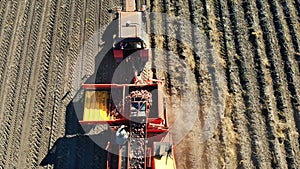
16 0 47 168
0 0 9 38
83 0 97 79
267 0 300 166
63 1 85 153
65 0 84 97
0 0 19 118
75 0 99 167
0 1 25 167
0 1 19 92
1 1 38 168
242 1 288 168
24 0 63 167
36 0 75 167
46 0 73 157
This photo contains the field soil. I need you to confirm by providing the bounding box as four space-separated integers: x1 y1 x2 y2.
0 0 299 169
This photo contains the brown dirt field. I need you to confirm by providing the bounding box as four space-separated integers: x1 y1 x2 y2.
0 0 299 169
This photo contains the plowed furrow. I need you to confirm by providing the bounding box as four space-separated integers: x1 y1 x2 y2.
0 1 19 100
255 0 287 113
272 0 300 121
212 0 239 168
150 0 168 81
149 0 158 70
161 0 172 92
256 0 298 167
25 0 61 167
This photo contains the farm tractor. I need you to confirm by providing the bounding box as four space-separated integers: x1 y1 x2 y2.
78 0 177 169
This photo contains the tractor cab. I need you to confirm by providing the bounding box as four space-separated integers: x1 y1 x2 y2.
113 38 149 63
112 0 149 63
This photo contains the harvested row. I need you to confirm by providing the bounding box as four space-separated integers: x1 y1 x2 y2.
0 1 38 168
46 0 73 151
0 1 26 167
16 0 47 168
0 1 19 102
84 0 98 77
66 0 85 94
24 0 62 167
0 0 8 34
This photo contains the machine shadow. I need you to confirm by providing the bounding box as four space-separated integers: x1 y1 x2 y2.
40 18 121 169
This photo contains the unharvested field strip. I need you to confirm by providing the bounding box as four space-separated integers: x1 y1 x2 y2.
293 0 300 19
280 0 300 54
170 1 203 168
